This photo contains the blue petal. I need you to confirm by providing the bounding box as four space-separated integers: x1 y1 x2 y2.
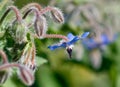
81 32 90 38
60 42 67 48
48 32 90 51
82 38 98 50
82 33 117 50
48 42 67 50
67 36 80 45
48 45 60 50
67 33 75 41
101 34 110 44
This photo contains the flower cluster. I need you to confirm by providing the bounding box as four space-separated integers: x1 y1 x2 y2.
0 3 89 86
81 30 117 69
48 32 89 58
82 33 117 50
0 50 34 86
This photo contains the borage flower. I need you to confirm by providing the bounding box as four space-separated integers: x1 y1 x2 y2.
48 32 89 58
82 33 117 50
81 33 117 69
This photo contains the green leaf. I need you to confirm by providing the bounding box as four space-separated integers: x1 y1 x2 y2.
35 56 48 66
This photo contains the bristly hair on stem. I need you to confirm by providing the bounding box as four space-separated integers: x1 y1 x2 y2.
22 5 64 38
0 63 34 86
0 50 8 63
33 6 64 23
0 6 28 44
49 7 64 23
0 6 23 25
0 50 34 85
0 50 9 84
33 33 68 41
21 3 42 19
21 3 42 13
19 42 36 71
22 7 48 38
27 7 67 40
11 3 42 25
22 5 64 23
43 34 68 41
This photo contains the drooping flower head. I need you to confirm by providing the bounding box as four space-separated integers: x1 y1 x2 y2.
48 32 89 58
82 32 117 69
82 33 117 50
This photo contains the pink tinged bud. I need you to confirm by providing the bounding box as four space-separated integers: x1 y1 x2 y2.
18 67 34 86
0 63 34 85
50 7 64 23
34 15 47 38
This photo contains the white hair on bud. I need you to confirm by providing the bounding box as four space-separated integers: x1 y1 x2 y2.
18 66 34 86
50 7 64 23
34 15 48 38
15 20 27 44
18 43 36 72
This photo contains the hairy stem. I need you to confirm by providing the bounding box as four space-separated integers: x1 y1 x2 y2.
34 34 68 41
0 63 33 80
43 34 68 41
0 6 22 25
23 6 54 19
39 6 53 14
22 9 32 19
0 8 10 25
0 50 8 63
0 63 21 70
9 6 22 21
21 3 42 13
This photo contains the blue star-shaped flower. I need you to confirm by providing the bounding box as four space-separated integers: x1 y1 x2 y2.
48 32 89 50
82 33 117 50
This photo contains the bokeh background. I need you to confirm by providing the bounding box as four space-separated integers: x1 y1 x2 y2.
0 0 120 87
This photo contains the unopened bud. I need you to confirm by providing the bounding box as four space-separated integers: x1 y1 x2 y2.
50 7 64 23
19 43 36 72
18 66 34 86
15 21 27 44
34 15 47 38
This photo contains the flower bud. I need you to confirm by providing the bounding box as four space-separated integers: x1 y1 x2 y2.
50 7 64 23
15 21 27 44
18 43 36 72
34 15 47 38
18 66 34 86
